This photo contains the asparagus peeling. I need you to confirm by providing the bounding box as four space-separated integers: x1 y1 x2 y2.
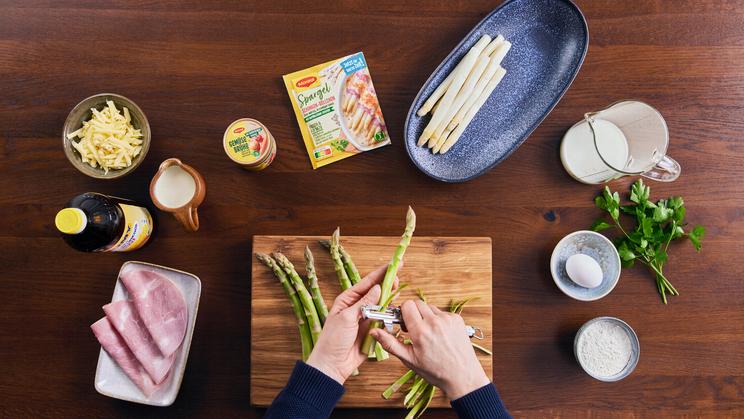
383 369 415 399
255 253 313 361
361 206 417 355
304 246 329 324
273 252 323 345
382 296 485 417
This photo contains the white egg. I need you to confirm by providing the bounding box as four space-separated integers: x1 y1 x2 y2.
565 253 603 289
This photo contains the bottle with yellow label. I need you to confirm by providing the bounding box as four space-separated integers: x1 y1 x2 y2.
55 192 154 252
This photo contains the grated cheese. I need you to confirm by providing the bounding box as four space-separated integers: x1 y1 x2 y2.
67 100 143 173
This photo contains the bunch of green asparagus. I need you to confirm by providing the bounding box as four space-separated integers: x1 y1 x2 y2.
256 206 417 364
382 295 484 419
255 247 329 361
319 207 416 362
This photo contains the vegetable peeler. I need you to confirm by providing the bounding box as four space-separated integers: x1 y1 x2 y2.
361 305 484 340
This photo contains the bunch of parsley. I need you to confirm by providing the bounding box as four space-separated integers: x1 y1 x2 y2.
591 179 705 304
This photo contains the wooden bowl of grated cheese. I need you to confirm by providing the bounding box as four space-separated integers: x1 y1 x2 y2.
63 93 151 179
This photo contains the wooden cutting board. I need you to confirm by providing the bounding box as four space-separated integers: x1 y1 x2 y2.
251 236 492 408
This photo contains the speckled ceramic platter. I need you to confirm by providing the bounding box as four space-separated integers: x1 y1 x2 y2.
404 0 588 182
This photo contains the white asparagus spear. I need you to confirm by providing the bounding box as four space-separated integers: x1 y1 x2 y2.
417 34 491 146
417 71 454 117
483 34 505 57
346 95 358 113
430 47 505 152
417 35 503 118
427 53 490 148
428 35 511 148
431 97 441 114
351 108 364 130
437 66 507 154
367 125 377 140
448 40 511 131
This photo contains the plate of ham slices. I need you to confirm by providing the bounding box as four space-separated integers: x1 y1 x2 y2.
91 261 201 406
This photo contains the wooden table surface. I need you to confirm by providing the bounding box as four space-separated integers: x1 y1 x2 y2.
1 0 742 417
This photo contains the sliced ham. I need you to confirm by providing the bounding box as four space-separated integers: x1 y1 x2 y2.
103 300 175 384
120 269 188 357
91 317 159 397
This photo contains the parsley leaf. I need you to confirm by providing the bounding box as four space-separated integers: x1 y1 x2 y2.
689 225 705 251
589 179 705 304
591 219 613 232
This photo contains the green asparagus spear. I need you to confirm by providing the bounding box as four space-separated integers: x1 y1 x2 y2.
318 239 361 285
340 246 361 285
415 288 427 303
273 252 322 345
404 376 426 407
304 246 328 325
362 206 416 354
383 370 415 399
374 341 389 361
406 385 435 419
330 228 353 290
255 253 313 361
370 283 409 361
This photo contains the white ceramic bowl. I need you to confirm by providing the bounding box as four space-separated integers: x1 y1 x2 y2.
550 230 621 301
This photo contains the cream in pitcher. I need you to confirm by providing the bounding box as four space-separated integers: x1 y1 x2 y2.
560 100 681 184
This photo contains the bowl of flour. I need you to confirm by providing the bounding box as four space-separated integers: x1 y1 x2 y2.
574 316 639 382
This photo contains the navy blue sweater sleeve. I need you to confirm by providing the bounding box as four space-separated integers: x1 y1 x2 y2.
264 361 345 419
451 383 512 419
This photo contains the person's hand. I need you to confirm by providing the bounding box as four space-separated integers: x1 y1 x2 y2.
306 264 395 384
370 300 490 400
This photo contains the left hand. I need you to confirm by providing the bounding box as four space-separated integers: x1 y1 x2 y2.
306 264 394 384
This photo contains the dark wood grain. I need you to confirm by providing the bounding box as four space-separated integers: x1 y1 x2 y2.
1 0 743 417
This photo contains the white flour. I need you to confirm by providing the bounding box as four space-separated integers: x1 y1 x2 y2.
578 320 632 377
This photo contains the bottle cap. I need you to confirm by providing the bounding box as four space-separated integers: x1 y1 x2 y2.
55 208 87 234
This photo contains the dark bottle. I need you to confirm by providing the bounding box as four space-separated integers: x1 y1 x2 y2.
54 192 154 252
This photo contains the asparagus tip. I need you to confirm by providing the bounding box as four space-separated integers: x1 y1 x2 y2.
255 252 271 264
272 252 291 267
406 206 416 228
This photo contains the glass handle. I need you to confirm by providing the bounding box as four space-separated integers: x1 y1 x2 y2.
641 155 681 182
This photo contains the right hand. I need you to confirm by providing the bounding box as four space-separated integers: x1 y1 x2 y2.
370 300 490 401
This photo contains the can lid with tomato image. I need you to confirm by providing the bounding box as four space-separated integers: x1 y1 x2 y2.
223 118 276 171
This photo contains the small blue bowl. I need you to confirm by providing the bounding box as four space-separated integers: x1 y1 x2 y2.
550 230 621 301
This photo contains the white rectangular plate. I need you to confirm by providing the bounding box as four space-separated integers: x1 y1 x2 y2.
94 261 201 406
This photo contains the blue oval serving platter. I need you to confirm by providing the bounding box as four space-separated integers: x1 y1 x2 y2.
404 0 588 182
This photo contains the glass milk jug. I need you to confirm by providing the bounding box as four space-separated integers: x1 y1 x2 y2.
560 100 681 184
